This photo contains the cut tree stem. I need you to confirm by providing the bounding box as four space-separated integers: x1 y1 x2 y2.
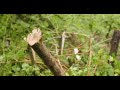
26 29 65 76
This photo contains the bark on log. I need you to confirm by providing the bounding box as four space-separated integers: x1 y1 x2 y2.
109 30 120 56
25 29 65 76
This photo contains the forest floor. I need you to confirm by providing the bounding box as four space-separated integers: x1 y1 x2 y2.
0 14 120 76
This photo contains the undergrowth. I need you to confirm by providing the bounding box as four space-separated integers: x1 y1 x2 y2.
0 14 120 76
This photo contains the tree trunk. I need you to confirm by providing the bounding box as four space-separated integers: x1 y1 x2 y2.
109 30 120 56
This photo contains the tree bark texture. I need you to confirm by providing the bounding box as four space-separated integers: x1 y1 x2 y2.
110 30 120 56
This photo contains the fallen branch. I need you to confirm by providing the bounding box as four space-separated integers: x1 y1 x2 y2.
25 28 65 76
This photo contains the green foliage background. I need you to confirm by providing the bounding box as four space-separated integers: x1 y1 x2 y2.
0 14 120 76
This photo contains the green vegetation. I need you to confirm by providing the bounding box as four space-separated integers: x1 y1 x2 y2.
1 14 120 76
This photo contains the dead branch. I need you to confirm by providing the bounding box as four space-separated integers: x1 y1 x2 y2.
61 32 66 55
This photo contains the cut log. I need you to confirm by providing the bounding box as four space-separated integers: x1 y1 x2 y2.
25 28 65 76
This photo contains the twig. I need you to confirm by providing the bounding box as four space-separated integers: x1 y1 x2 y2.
56 59 65 73
87 36 93 76
27 44 36 64
93 65 97 75
61 31 66 55
55 44 59 55
93 38 111 47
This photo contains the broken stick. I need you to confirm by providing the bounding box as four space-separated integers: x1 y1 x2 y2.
25 28 65 76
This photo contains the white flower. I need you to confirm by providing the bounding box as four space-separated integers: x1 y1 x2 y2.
74 48 79 54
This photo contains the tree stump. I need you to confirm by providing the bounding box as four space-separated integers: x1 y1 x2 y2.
109 30 120 56
25 28 65 76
